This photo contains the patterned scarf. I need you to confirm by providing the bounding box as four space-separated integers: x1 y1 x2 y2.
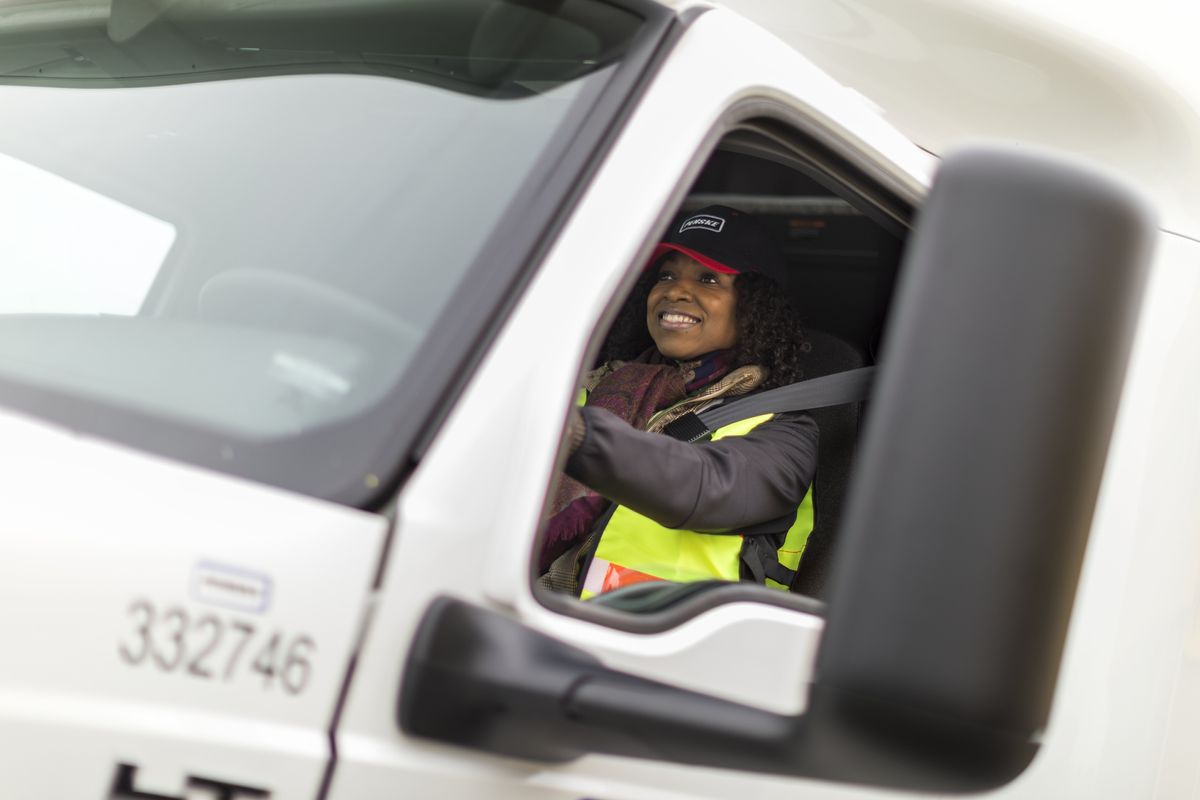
683 349 734 394
537 348 759 573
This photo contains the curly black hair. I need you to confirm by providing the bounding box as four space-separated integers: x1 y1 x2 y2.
598 268 806 390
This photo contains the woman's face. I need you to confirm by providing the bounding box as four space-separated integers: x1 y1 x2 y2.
646 252 738 360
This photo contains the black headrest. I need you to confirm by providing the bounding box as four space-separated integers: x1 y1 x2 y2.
801 328 868 380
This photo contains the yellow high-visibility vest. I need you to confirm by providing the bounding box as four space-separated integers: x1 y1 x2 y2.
579 412 813 599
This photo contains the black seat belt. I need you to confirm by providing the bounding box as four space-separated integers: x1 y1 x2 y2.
663 366 876 443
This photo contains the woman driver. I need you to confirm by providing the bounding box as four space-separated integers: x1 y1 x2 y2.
539 205 818 598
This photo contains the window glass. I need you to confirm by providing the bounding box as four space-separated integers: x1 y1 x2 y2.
0 0 644 492
0 151 175 314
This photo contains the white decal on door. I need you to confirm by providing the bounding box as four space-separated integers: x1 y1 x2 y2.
191 561 272 613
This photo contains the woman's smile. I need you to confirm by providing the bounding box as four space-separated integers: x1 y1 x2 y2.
646 252 738 359
657 309 702 330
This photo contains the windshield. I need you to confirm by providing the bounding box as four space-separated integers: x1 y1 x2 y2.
0 0 648 500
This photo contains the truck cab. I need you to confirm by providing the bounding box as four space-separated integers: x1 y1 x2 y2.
0 1 1196 798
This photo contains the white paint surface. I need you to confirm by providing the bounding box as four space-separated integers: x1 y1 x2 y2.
988 0 1200 113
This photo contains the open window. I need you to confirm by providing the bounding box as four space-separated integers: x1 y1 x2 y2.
532 121 912 619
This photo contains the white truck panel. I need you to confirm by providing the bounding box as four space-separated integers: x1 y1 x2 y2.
718 0 1200 237
0 412 387 797
1023 231 1200 797
0 2 1192 799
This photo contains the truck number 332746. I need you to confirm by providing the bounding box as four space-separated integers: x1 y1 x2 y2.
118 598 316 695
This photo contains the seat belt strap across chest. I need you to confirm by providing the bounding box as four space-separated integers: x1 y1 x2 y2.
662 366 876 443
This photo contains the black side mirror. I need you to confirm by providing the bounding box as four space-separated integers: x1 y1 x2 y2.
399 146 1154 792
801 144 1152 787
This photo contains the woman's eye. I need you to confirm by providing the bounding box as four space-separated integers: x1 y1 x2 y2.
700 273 719 284
656 272 675 282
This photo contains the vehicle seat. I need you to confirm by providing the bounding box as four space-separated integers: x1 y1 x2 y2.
793 328 869 599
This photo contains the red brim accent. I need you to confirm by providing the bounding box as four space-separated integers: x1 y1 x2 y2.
649 243 740 274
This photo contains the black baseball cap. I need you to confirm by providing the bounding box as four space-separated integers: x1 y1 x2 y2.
649 204 785 281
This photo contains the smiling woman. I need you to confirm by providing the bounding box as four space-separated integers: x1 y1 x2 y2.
539 205 819 598
648 255 739 358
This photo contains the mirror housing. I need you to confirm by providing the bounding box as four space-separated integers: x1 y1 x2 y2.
804 144 1153 787
400 146 1154 792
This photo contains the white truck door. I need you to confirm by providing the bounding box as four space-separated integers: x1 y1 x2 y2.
0 415 387 799
327 6 1146 799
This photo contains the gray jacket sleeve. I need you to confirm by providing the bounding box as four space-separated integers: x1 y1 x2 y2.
564 405 818 532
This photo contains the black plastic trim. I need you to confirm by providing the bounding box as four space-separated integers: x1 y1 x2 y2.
538 581 825 635
400 596 805 767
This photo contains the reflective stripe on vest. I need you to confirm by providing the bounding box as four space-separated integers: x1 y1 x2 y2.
580 412 814 599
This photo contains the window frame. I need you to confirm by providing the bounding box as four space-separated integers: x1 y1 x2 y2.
531 100 920 634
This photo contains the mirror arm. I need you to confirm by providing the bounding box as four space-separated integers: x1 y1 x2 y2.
400 596 1028 792
399 595 796 767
